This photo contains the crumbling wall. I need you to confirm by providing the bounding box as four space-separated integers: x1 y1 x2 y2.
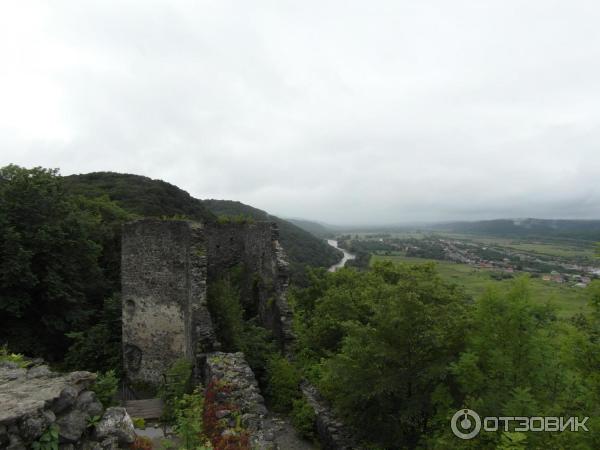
121 219 293 387
205 222 294 347
0 362 135 449
121 219 217 386
203 352 276 449
300 382 360 450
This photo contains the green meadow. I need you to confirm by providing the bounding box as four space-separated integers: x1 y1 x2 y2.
370 253 591 317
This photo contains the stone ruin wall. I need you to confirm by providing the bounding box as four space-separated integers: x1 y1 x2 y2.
121 219 293 386
121 220 216 386
204 222 293 347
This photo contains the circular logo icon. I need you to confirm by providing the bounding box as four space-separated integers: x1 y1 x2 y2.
451 409 481 440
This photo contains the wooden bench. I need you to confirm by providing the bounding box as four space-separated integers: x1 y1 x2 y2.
124 398 164 419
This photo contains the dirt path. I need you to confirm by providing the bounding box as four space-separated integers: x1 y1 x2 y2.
134 415 317 449
266 413 319 450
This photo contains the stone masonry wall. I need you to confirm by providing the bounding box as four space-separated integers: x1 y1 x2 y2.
205 222 294 347
0 362 135 449
121 219 217 386
121 219 293 386
203 352 276 449
300 382 360 450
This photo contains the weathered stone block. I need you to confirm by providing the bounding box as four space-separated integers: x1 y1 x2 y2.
94 407 135 445
57 409 89 443
121 219 215 385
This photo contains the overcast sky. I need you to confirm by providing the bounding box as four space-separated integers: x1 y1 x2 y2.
2 1 600 225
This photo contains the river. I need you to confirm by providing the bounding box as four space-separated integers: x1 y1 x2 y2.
327 239 356 272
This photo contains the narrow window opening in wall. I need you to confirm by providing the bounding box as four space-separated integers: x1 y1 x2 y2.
245 277 260 319
125 299 136 315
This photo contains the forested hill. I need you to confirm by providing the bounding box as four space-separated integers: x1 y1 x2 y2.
203 199 342 274
430 218 600 241
64 172 217 223
64 173 341 276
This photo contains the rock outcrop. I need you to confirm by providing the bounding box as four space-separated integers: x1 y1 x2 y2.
0 362 135 449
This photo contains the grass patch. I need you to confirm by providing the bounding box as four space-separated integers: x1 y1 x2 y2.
370 254 590 317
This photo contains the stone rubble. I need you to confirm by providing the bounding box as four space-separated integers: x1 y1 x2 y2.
204 352 277 449
0 362 135 449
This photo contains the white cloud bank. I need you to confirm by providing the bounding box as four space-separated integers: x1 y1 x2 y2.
1 0 600 224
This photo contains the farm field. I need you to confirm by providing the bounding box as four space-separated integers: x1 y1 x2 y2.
435 232 596 259
370 253 591 317
343 230 595 259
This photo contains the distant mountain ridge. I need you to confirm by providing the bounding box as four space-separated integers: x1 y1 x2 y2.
288 217 600 243
429 218 600 241
285 218 335 238
63 173 341 279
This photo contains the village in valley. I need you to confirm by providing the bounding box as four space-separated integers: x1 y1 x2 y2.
338 232 600 289
430 237 598 288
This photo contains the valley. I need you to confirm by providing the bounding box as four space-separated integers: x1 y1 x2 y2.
325 229 599 317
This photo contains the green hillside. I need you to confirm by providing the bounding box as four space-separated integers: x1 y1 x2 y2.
63 172 216 223
64 173 341 280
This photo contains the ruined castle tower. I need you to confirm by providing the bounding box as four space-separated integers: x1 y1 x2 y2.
121 219 292 386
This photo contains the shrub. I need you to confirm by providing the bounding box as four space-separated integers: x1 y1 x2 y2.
291 397 316 439
0 345 30 368
174 388 210 449
63 296 122 375
238 320 277 385
131 417 146 429
86 414 101 430
32 424 59 450
266 354 301 412
159 358 192 423
91 370 118 408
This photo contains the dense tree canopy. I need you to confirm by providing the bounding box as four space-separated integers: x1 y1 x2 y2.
0 165 131 364
292 262 471 447
291 263 600 449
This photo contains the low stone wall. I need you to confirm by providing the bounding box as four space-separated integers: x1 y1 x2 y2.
0 362 135 449
203 352 276 449
300 382 360 450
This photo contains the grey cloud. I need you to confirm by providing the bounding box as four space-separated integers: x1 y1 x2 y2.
1 0 600 225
